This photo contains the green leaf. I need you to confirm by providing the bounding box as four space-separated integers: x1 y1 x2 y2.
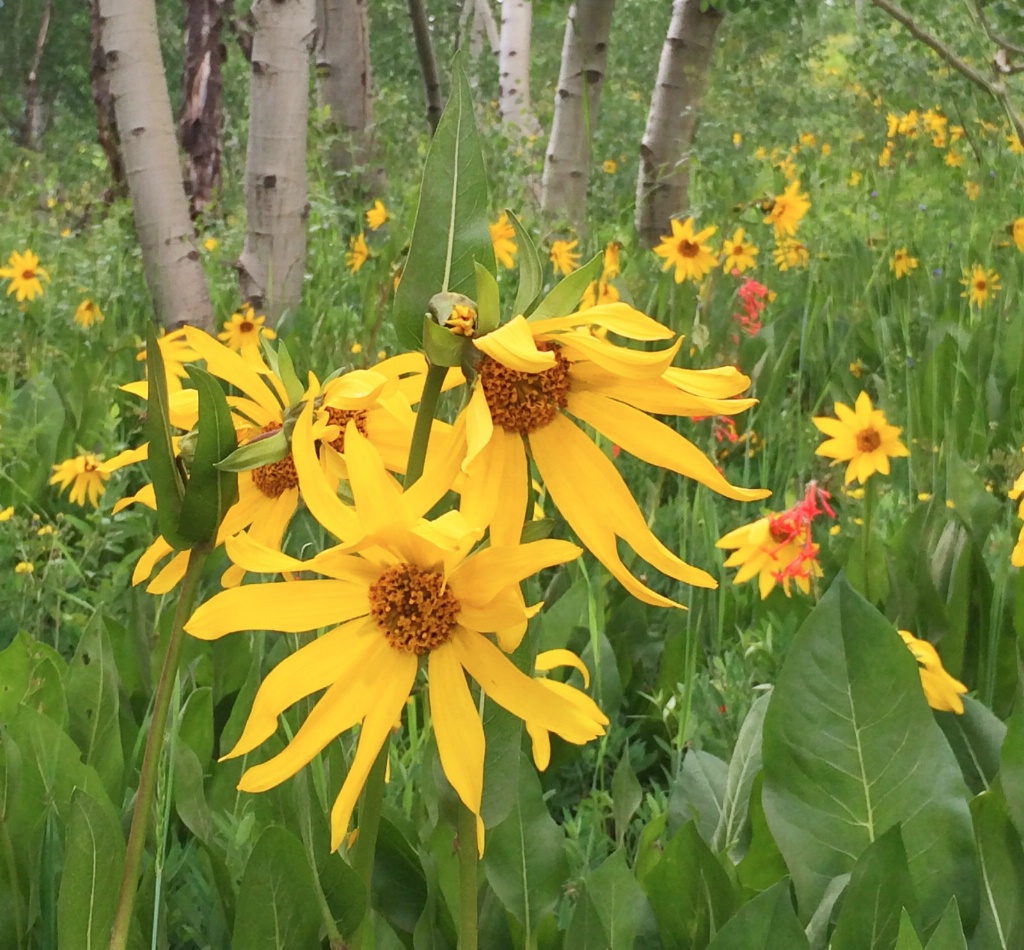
895 909 925 949
936 696 1006 795
736 773 790 895
706 879 809 950
483 757 568 932
178 366 238 544
923 898 967 949
145 324 188 549
999 703 1024 840
423 316 471 367
611 748 642 847
668 749 727 844
508 210 542 317
474 262 501 334
0 631 68 728
713 691 769 857
830 825 918 950
641 821 737 949
173 744 215 845
566 850 652 950
393 58 494 350
216 430 289 472
970 790 1024 949
373 814 429 935
528 254 602 321
8 374 65 505
761 576 976 925
262 337 305 406
56 789 125 950
232 826 322 949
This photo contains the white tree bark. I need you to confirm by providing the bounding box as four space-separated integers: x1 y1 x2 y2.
635 0 724 248
98 0 213 328
238 0 316 323
459 0 498 69
540 0 616 228
498 0 540 138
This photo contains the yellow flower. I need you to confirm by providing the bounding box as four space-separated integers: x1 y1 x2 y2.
185 417 607 854
49 453 132 508
125 328 200 399
849 359 865 378
754 146 768 161
0 249 50 302
0 506 13 521
820 143 832 156
812 391 909 485
74 298 104 329
203 237 220 252
365 199 389 231
346 233 369 273
550 239 581 276
732 132 742 147
1014 218 1024 252
350 342 363 354
886 113 900 138
218 305 276 352
489 214 518 269
965 180 981 201
579 278 620 310
722 228 759 274
37 524 55 537
890 247 918 279
602 241 622 279
60 228 72 239
898 631 967 714
764 180 811 237
960 265 1001 307
773 239 809 271
878 145 893 168
653 217 718 283
449 305 769 608
1008 134 1024 156
1010 467 1024 567
950 125 964 142
603 159 618 173
848 171 862 186
944 150 963 168
798 132 816 148
15 562 33 575
898 110 920 136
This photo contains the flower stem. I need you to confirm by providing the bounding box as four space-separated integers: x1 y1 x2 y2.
350 742 389 949
405 362 448 484
457 803 478 950
109 545 209 950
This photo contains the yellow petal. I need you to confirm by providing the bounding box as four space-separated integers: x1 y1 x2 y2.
146 550 190 594
133 535 173 585
474 317 556 372
450 539 581 608
458 586 540 634
561 332 682 380
535 649 590 688
184 326 284 414
530 303 674 341
463 383 495 472
223 531 312 574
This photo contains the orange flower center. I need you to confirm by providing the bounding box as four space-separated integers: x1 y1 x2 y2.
478 342 571 434
240 320 254 333
252 423 299 498
21 270 35 281
677 240 700 259
975 279 986 292
324 406 369 453
83 458 99 473
856 428 881 453
369 564 459 655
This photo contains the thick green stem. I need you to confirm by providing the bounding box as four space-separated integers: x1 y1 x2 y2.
350 742 390 949
457 803 478 950
109 545 209 950
405 363 448 484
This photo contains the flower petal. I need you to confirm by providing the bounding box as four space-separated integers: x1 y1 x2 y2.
474 317 556 373
530 303 675 341
450 539 581 608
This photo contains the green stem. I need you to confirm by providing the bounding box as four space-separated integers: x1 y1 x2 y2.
405 363 448 484
457 803 478 950
109 545 209 950
350 743 389 949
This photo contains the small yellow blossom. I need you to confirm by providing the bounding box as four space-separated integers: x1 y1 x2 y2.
813 391 909 485
203 237 220 252
848 171 862 186
365 200 389 231
1013 218 1024 253
74 299 104 329
722 228 759 274
960 265 1001 307
849 359 865 378
37 525 56 537
945 151 963 168
732 132 742 146
15 562 34 575
346 233 370 273
878 145 893 168
764 180 811 237
489 214 518 269
602 159 618 174
350 342 363 354
918 492 932 502
219 305 276 352
0 506 13 521
964 181 981 201
820 143 832 156
773 240 810 271
602 241 622 279
0 249 50 302
798 132 816 148
550 239 581 276
890 248 919 279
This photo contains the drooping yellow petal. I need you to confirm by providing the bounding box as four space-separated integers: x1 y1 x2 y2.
457 586 541 634
101 444 149 472
530 303 675 341
223 531 313 575
561 332 682 380
184 326 284 414
133 535 174 585
450 539 581 608
147 551 190 594
115 483 157 514
474 317 557 373
463 382 496 472
535 649 591 688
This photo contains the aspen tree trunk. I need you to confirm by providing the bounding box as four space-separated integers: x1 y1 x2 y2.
634 0 724 248
540 0 616 228
498 0 541 138
98 0 213 328
181 0 228 218
458 0 498 66
315 0 382 186
89 0 127 200
20 0 52 150
238 0 315 322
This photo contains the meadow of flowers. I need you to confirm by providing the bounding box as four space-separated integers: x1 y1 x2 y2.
1 3 1024 947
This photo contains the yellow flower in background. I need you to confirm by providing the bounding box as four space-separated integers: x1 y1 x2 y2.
580 278 620 310
961 265 1001 307
798 132 816 148
764 180 810 237
0 249 50 302
50 452 138 508
812 391 909 485
1014 218 1024 252
1008 134 1024 155
886 113 900 138
654 217 718 283
346 233 369 273
849 359 865 378
878 145 893 168
1010 467 1024 567
950 125 965 142
489 214 518 269
848 170 862 186
821 143 832 156
944 151 963 168
898 631 968 714
964 181 981 201
550 239 581 275
74 299 104 329
732 132 742 146
602 241 622 279
219 304 277 352
898 110 920 136
124 327 200 401
203 237 220 252
365 200 389 231
773 239 809 271
603 159 618 174
186 418 606 854
15 562 33 575
754 146 768 161
890 247 918 279
722 228 759 274
0 506 13 521
350 342 363 354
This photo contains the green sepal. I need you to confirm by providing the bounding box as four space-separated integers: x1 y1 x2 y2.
508 210 542 317
474 263 501 333
261 337 305 406
423 317 472 368
216 430 289 472
144 324 189 550
177 366 239 544
529 253 603 321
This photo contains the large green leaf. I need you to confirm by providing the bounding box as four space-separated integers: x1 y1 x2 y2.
713 691 770 857
999 703 1024 840
706 879 808 950
936 696 1006 795
761 577 976 925
528 254 602 321
7 374 65 505
0 631 68 728
895 909 925 949
393 58 494 350
969 791 1024 949
668 749 727 844
565 849 652 949
736 773 789 895
923 898 967 949
508 210 542 317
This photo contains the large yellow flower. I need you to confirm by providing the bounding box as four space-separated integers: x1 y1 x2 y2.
489 214 518 270
0 249 50 302
764 180 811 237
219 304 276 353
898 631 967 714
653 218 718 284
446 304 769 608
812 391 909 485
185 416 607 853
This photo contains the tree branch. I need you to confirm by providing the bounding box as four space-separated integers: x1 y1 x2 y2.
974 0 1024 59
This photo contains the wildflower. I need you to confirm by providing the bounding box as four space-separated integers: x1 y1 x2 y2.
550 239 580 276
603 159 618 173
0 249 50 302
15 562 33 575
653 217 718 283
1010 467 1024 567
350 342 363 355
890 248 918 279
1014 218 1024 253
185 418 607 853
346 233 369 273
50 452 138 508
960 265 1001 307
754 146 768 161
219 304 277 352
886 113 900 139
849 171 862 186
950 125 965 143
602 241 622 279
965 181 981 201
733 278 770 336
489 214 518 269
944 151 963 168
722 228 759 274
812 391 909 485
203 237 220 252
74 299 104 329
898 631 967 714
773 240 809 271
580 278 620 310
37 525 55 537
798 132 816 148
0 506 13 521
60 229 72 239
849 359 865 378
821 143 832 156
717 482 834 598
365 200 388 231
898 110 920 136
878 145 893 168
732 133 742 146
1008 134 1024 156
764 181 811 237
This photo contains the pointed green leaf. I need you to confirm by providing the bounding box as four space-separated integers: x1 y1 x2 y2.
970 790 1024 949
583 850 654 949
508 210 542 317
936 696 1006 795
145 324 188 549
216 430 289 472
762 576 976 925
999 703 1024 840
714 691 770 856
528 254 602 321
393 58 494 350
706 879 808 950
736 773 790 895
261 337 305 406
895 909 925 949
923 898 967 949
474 262 500 333
669 749 727 844
178 366 239 544
611 748 643 847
